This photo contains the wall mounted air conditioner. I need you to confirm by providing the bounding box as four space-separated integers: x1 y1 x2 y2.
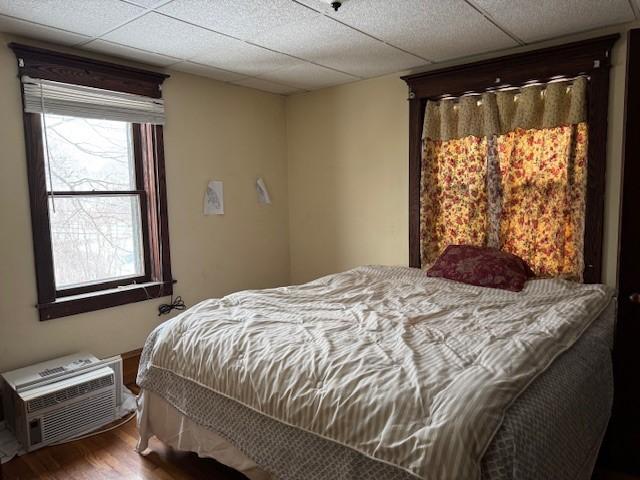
1 352 122 452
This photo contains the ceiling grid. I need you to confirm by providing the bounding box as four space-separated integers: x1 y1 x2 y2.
0 0 635 94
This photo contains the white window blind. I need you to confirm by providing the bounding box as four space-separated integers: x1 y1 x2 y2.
22 76 165 125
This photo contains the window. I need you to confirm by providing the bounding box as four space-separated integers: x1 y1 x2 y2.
46 115 147 293
11 43 173 320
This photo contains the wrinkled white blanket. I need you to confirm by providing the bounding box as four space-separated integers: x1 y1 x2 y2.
140 266 611 479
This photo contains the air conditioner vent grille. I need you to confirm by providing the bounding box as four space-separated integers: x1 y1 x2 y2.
40 390 116 445
27 375 114 413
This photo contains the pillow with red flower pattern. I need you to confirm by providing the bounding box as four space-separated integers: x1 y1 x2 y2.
426 245 535 292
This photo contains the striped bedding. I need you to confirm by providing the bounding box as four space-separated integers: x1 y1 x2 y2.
137 266 612 480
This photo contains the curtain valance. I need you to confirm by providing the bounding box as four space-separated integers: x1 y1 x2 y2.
422 77 586 141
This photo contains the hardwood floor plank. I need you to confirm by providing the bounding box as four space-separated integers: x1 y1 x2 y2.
2 407 245 480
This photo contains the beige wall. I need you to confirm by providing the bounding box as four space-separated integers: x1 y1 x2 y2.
287 25 634 287
0 34 290 372
286 75 409 283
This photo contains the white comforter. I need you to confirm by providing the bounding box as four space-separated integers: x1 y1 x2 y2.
141 266 611 479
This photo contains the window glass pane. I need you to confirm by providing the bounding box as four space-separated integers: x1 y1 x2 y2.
49 195 144 289
42 114 135 191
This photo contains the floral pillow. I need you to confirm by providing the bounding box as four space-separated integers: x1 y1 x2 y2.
426 245 535 292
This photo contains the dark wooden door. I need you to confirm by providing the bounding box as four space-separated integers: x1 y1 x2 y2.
605 27 640 475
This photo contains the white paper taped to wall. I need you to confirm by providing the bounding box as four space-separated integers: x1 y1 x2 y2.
256 177 271 205
204 180 224 215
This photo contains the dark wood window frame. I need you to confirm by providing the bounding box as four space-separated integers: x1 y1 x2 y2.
402 34 619 284
10 43 174 320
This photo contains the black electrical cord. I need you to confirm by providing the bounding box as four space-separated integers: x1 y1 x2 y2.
158 296 186 316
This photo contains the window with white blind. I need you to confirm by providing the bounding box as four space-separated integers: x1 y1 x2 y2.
10 43 174 320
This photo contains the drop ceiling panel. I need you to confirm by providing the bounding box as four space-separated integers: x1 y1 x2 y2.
0 15 90 45
170 61 247 82
258 63 358 90
299 0 518 61
189 39 301 77
0 0 145 37
158 0 319 40
473 0 634 42
102 12 222 59
232 77 304 95
253 15 426 77
84 39 180 66
103 12 299 77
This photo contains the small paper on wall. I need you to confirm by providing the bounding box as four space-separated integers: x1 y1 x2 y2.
256 177 271 205
204 180 224 215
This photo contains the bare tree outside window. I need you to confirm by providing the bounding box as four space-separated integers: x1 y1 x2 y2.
44 114 144 289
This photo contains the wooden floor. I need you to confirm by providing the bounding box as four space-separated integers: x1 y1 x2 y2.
1 415 248 480
2 410 638 480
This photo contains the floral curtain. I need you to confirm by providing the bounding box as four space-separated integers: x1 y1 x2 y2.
420 77 588 280
420 136 488 264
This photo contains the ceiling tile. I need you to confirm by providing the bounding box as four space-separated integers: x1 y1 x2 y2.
102 12 218 59
158 0 318 40
473 0 634 42
298 0 518 61
0 15 90 45
102 12 298 76
0 0 145 37
83 39 180 66
252 15 425 78
258 63 358 90
232 77 304 95
169 61 246 82
190 40 300 77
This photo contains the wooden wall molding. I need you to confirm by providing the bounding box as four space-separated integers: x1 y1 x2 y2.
9 43 168 98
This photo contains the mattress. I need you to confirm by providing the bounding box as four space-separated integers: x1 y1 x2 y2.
137 266 614 480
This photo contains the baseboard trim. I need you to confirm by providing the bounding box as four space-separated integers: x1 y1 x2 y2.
121 348 142 387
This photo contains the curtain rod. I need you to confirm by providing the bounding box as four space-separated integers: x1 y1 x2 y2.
434 74 589 102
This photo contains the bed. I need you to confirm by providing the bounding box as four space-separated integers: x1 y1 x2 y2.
136 265 614 480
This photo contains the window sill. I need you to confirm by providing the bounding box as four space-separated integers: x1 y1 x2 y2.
37 281 174 321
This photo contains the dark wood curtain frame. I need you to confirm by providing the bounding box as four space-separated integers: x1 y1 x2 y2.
402 34 619 284
9 43 173 320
